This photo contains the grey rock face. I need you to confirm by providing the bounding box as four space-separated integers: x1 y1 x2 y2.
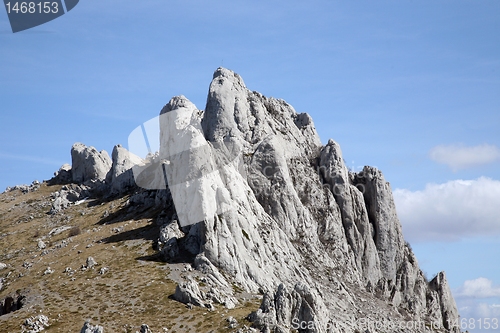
353 166 406 281
80 321 104 333
429 272 460 333
249 283 330 333
159 95 237 227
153 67 459 332
59 68 459 332
108 144 144 194
319 140 381 286
71 142 112 184
60 142 142 195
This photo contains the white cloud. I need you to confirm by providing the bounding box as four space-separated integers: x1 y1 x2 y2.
457 278 500 298
394 177 500 242
458 302 500 326
429 144 500 171
454 279 500 331
473 303 500 320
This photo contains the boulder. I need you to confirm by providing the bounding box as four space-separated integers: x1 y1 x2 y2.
158 220 184 260
6 181 41 194
80 321 104 333
173 275 207 308
71 143 112 184
85 257 97 269
37 240 46 250
43 267 54 275
108 144 144 194
22 315 49 332
49 164 72 185
49 184 91 214
139 324 152 333
49 195 71 214
249 283 330 333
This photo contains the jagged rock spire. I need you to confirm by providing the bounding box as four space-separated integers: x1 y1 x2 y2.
62 68 459 333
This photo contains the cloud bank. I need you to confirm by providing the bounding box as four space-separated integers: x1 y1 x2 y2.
429 144 500 171
394 177 500 242
455 278 500 329
457 278 500 299
457 300 500 326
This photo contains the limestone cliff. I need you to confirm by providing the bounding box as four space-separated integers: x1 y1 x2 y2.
66 68 459 333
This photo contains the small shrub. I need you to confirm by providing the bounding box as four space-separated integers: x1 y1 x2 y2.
423 271 429 283
68 226 81 237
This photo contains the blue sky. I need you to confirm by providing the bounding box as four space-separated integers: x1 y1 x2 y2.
1 1 499 330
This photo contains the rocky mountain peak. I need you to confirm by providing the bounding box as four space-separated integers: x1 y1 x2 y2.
2 68 460 333
160 95 197 115
203 68 321 153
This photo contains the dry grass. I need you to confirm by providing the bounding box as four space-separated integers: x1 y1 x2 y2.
0 183 260 332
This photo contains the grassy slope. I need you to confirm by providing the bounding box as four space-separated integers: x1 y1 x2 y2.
0 183 260 333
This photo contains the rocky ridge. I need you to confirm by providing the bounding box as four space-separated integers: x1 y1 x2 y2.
153 68 458 332
2 68 459 333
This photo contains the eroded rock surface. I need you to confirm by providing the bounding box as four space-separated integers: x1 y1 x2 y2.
154 68 459 332
71 143 112 184
107 144 144 195
48 68 459 332
428 271 460 333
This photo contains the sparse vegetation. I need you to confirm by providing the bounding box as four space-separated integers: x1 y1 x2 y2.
0 183 261 332
68 226 81 237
